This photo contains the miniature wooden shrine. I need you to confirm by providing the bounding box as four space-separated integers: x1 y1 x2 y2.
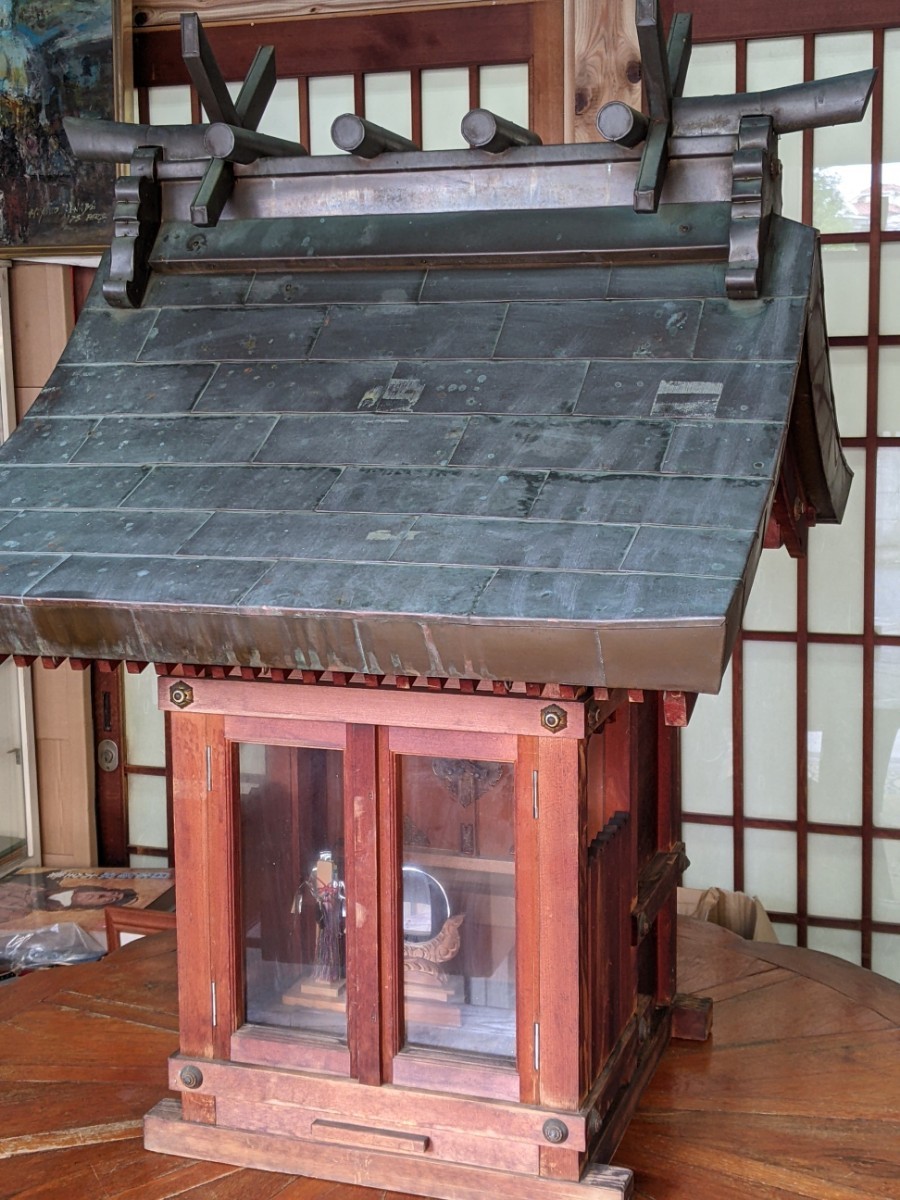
0 5 873 1198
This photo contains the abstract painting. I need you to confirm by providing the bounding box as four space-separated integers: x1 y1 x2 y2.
0 0 118 250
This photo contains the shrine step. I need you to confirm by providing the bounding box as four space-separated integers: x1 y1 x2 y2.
145 1099 634 1200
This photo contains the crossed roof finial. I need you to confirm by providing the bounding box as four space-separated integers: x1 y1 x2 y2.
63 3 876 309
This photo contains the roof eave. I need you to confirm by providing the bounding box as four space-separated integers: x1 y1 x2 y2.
8 595 742 695
792 235 854 524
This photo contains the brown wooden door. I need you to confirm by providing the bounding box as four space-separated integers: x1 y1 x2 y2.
94 666 172 867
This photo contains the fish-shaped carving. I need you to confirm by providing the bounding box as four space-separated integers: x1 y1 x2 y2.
403 913 465 982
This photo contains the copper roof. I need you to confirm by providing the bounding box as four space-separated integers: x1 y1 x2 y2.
0 15 864 693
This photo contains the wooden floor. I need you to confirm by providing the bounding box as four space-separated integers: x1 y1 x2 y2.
1 918 898 1199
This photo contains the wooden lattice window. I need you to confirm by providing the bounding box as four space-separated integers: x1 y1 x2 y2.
674 2 900 984
132 4 565 148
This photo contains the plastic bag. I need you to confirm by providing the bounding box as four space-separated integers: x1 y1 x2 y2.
0 922 105 971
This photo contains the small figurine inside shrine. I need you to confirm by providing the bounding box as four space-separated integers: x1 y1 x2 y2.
0 3 873 1198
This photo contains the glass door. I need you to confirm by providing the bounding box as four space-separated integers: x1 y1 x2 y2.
223 717 526 1095
397 753 517 1063
239 741 347 1041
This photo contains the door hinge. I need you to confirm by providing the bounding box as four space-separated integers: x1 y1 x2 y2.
532 769 539 819
210 980 217 1027
533 1022 540 1071
205 745 212 793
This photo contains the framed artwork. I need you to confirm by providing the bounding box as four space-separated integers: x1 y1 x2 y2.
0 0 130 253
0 866 175 932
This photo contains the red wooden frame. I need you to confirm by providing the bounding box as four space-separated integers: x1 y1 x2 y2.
158 675 683 1192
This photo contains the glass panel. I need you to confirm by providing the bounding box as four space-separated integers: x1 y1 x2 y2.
0 659 26 868
872 932 900 984
776 130 804 227
364 72 412 140
745 37 803 89
743 546 797 632
421 68 469 150
881 30 900 231
682 823 734 891
881 244 900 335
820 244 869 336
743 642 796 820
130 853 169 869
808 447 866 634
257 78 302 142
771 921 798 946
806 926 861 966
874 647 900 828
745 39 804 224
813 33 872 233
682 43 735 97
808 833 861 919
680 662 733 816
876 448 900 635
308 76 356 155
123 669 166 768
201 80 240 122
830 346 868 439
807 645 863 826
478 64 529 129
873 838 900 924
744 828 797 914
241 743 346 1039
879 347 900 436
147 84 192 124
399 755 515 1062
127 773 168 851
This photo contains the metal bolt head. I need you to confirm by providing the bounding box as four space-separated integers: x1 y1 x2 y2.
543 1118 569 1144
170 682 194 709
179 1064 203 1089
540 704 567 733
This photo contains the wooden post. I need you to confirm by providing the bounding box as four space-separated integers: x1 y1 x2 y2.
376 726 403 1080
655 703 679 1007
536 733 586 1181
170 709 231 1123
516 735 541 1105
34 664 96 868
571 0 642 142
345 722 383 1085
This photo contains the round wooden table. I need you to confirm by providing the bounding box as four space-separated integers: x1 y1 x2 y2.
1 917 898 1199
620 919 900 1199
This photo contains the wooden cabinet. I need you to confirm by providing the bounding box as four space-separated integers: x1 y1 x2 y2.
147 676 686 1200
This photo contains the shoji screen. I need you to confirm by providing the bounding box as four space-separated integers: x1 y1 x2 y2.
144 64 530 153
132 5 562 149
679 16 900 985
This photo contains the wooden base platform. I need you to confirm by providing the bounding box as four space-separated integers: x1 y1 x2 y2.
2 918 899 1199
